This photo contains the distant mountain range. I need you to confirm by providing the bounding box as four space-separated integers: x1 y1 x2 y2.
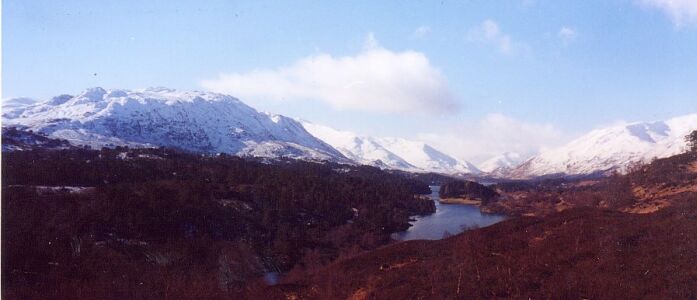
478 152 524 176
507 114 697 178
3 87 695 178
301 122 480 175
1 87 478 174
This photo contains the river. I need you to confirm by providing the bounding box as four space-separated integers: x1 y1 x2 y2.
391 185 506 241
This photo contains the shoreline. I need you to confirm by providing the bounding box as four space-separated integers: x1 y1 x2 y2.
439 197 482 206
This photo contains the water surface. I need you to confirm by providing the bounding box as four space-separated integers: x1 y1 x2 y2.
392 185 506 241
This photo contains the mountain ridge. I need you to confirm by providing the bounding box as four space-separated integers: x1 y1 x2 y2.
2 87 348 162
507 114 697 178
301 121 480 174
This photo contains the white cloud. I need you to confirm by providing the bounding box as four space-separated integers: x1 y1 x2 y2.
411 25 431 39
639 0 697 26
468 20 526 55
418 113 566 163
558 26 577 44
201 34 458 115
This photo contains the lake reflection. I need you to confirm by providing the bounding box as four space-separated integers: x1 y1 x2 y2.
392 185 506 241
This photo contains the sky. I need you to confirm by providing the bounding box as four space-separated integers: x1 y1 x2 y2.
3 0 697 163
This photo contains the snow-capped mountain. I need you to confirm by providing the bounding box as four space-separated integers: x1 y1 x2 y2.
301 122 417 170
302 121 480 174
508 114 697 178
2 87 347 161
478 152 524 176
375 137 480 174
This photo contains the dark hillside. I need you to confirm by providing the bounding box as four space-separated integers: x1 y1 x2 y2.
275 201 697 299
2 147 433 299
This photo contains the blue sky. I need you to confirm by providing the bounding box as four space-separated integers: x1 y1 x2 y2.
4 0 697 162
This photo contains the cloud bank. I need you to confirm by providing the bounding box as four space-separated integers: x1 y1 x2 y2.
418 113 565 163
639 0 697 26
201 35 458 115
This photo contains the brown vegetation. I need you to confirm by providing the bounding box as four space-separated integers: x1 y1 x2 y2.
439 197 482 205
271 201 697 299
483 152 697 217
252 151 697 299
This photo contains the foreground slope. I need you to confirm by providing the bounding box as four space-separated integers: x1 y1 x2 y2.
509 114 697 178
260 151 697 299
280 205 697 299
1 147 434 299
2 87 346 161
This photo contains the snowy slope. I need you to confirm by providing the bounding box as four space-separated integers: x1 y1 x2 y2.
302 121 480 174
2 87 347 161
478 152 524 176
301 122 417 170
376 137 480 174
508 114 697 178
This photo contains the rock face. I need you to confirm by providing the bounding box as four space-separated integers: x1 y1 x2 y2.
508 114 697 178
2 87 347 161
439 180 499 204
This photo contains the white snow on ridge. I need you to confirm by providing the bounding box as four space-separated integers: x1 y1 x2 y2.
8 87 692 179
508 113 697 178
478 152 524 175
301 122 417 170
302 121 480 174
2 87 347 162
376 137 480 174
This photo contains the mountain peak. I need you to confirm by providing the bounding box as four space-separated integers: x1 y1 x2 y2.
78 87 107 100
479 152 524 174
507 114 697 178
2 88 346 162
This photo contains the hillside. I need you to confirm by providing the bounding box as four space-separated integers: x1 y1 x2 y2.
275 204 697 299
257 150 697 299
1 147 434 299
486 151 697 217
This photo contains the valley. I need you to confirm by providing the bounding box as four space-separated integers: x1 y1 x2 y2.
2 89 696 299
5 2 697 298
2 130 696 299
256 151 697 299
